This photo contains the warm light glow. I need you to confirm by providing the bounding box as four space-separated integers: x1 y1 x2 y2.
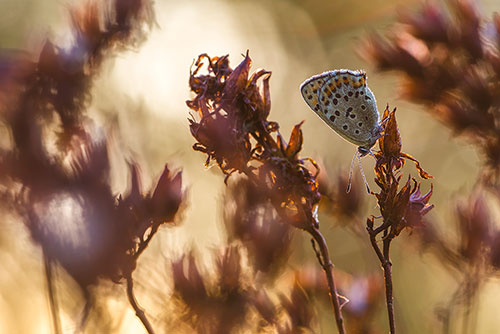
34 192 90 256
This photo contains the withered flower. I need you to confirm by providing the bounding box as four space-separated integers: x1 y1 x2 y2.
416 189 496 272
188 52 269 177
171 247 322 334
374 176 433 237
187 52 319 230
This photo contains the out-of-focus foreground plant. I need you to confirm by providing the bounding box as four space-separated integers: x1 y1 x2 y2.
0 1 183 333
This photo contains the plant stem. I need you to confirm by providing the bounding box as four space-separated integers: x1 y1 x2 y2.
125 273 156 334
382 239 396 334
43 254 61 334
367 225 396 334
308 226 346 334
77 290 92 334
468 285 480 334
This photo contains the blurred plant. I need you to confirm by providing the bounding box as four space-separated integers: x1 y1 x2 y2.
171 246 252 334
415 188 500 333
0 1 184 334
318 168 366 223
363 0 500 181
366 107 433 334
294 264 384 334
318 166 366 234
187 52 348 333
171 245 319 334
224 177 293 279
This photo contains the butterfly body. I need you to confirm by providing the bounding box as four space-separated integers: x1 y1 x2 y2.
300 69 382 153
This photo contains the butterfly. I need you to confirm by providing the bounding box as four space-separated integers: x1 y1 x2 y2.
300 69 384 192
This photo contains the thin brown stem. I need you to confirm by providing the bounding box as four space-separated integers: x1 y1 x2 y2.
125 273 156 334
468 285 480 334
461 276 481 334
440 306 451 334
308 226 346 334
367 225 384 264
134 224 160 260
367 224 396 334
44 254 61 334
310 238 325 267
382 239 396 334
77 290 92 334
440 282 463 334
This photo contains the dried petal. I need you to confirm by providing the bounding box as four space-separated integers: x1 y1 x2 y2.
285 121 304 159
222 51 251 103
404 181 434 230
150 165 183 223
379 108 402 160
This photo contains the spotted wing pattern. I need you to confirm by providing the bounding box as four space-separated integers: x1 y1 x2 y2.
300 69 380 148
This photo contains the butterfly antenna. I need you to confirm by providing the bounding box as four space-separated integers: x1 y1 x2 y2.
358 153 371 193
346 150 358 193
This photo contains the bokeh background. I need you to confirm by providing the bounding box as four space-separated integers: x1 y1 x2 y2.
1 0 500 333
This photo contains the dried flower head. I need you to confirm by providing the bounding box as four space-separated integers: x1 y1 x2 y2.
187 52 320 230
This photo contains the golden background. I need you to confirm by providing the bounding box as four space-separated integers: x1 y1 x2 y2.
1 0 499 333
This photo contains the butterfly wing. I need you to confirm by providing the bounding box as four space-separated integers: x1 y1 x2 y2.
300 71 335 127
300 70 380 148
300 71 332 112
